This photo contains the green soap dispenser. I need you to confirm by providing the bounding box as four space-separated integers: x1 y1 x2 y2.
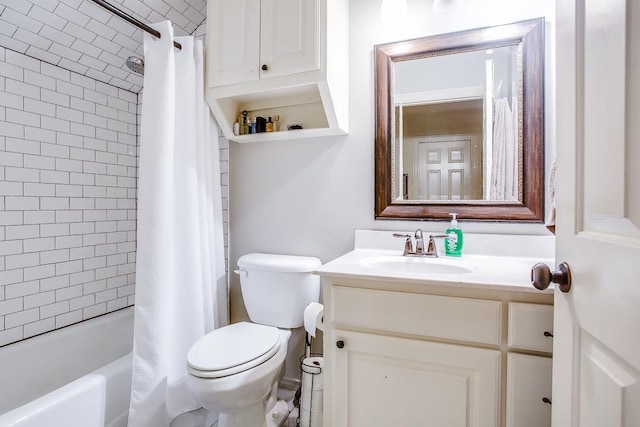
445 213 463 257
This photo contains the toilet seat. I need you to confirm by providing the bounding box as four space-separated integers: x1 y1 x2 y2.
187 322 281 379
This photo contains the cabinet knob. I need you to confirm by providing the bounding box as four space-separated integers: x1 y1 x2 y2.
531 262 572 293
542 397 552 405
336 340 345 349
261 64 269 71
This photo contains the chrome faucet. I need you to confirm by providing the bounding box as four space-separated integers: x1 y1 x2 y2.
394 230 448 257
425 234 448 257
392 233 413 256
414 229 424 254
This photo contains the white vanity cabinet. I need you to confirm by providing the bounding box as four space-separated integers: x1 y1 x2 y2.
505 303 554 427
321 278 554 427
208 0 320 87
206 0 348 142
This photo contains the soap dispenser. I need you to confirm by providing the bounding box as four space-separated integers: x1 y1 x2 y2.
445 213 463 257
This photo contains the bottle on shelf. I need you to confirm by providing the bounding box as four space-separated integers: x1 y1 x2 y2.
241 110 249 135
266 116 273 132
256 116 266 133
274 115 281 131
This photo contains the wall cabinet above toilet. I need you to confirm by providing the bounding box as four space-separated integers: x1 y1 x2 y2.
208 0 320 86
205 0 349 143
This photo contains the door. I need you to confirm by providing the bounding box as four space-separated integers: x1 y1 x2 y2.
207 0 260 86
410 135 482 200
260 0 320 79
553 1 640 426
331 330 501 427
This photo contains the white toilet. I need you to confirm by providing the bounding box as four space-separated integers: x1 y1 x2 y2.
186 253 322 427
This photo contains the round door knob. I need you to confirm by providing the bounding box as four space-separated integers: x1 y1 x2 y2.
531 262 572 293
261 64 268 71
336 340 345 349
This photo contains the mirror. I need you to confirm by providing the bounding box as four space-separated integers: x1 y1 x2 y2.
375 18 545 221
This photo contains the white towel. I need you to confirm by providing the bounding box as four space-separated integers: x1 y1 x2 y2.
545 160 557 231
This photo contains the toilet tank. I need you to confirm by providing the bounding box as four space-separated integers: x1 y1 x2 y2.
236 253 322 328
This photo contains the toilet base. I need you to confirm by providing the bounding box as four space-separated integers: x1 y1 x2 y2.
216 399 288 427
266 400 289 427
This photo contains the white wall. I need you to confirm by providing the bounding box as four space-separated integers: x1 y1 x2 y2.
0 47 138 346
230 0 556 281
229 0 555 377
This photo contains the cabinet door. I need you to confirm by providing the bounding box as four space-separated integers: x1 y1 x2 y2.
207 0 261 86
259 0 320 79
330 330 501 427
506 353 552 427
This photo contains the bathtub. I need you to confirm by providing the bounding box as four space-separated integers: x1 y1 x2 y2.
0 307 134 427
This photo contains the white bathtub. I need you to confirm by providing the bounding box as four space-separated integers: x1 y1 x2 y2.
0 307 134 427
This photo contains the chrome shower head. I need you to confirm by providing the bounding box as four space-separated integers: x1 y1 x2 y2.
125 56 144 74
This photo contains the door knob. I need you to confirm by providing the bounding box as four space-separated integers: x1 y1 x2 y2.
531 262 572 293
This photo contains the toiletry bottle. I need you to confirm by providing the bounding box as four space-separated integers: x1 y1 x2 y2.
274 115 281 131
256 116 266 133
241 110 249 135
445 213 463 257
266 116 273 132
250 118 256 134
233 119 240 136
238 115 245 135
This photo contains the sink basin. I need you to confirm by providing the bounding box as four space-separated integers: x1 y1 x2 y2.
359 256 473 275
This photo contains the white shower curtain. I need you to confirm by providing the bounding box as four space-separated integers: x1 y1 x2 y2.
128 21 228 427
490 96 519 200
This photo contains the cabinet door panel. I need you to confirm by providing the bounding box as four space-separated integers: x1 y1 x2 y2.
331 330 501 427
260 0 320 78
506 353 552 427
207 0 260 86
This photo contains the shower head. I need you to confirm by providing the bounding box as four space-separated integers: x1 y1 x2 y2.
125 56 144 74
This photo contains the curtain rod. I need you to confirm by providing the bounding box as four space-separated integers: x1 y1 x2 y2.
89 0 182 50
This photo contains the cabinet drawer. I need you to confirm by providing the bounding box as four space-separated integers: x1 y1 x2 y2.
508 303 554 353
506 353 552 427
332 286 502 345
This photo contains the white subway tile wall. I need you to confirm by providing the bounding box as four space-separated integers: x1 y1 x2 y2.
0 0 207 92
0 46 138 346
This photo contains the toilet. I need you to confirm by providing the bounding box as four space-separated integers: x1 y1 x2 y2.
186 253 322 427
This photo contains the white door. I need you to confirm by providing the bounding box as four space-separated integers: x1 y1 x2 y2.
207 0 261 86
412 135 481 200
552 1 640 426
260 0 320 79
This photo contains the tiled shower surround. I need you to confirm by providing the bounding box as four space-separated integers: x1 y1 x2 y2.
0 46 138 346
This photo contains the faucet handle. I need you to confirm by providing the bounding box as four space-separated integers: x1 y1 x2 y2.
393 233 413 256
426 234 449 257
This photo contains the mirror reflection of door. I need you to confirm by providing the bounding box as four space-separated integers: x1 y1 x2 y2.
407 135 482 200
400 100 484 200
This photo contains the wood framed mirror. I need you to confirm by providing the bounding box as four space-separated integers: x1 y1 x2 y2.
375 18 545 221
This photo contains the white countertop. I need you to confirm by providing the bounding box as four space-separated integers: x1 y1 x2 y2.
314 230 556 293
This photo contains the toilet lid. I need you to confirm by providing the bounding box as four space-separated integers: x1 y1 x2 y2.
187 322 280 376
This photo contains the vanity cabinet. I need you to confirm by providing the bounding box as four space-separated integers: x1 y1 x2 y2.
206 0 348 142
208 0 319 86
322 278 554 427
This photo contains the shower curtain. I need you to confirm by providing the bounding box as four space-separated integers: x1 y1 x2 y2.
128 21 228 427
490 96 519 200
